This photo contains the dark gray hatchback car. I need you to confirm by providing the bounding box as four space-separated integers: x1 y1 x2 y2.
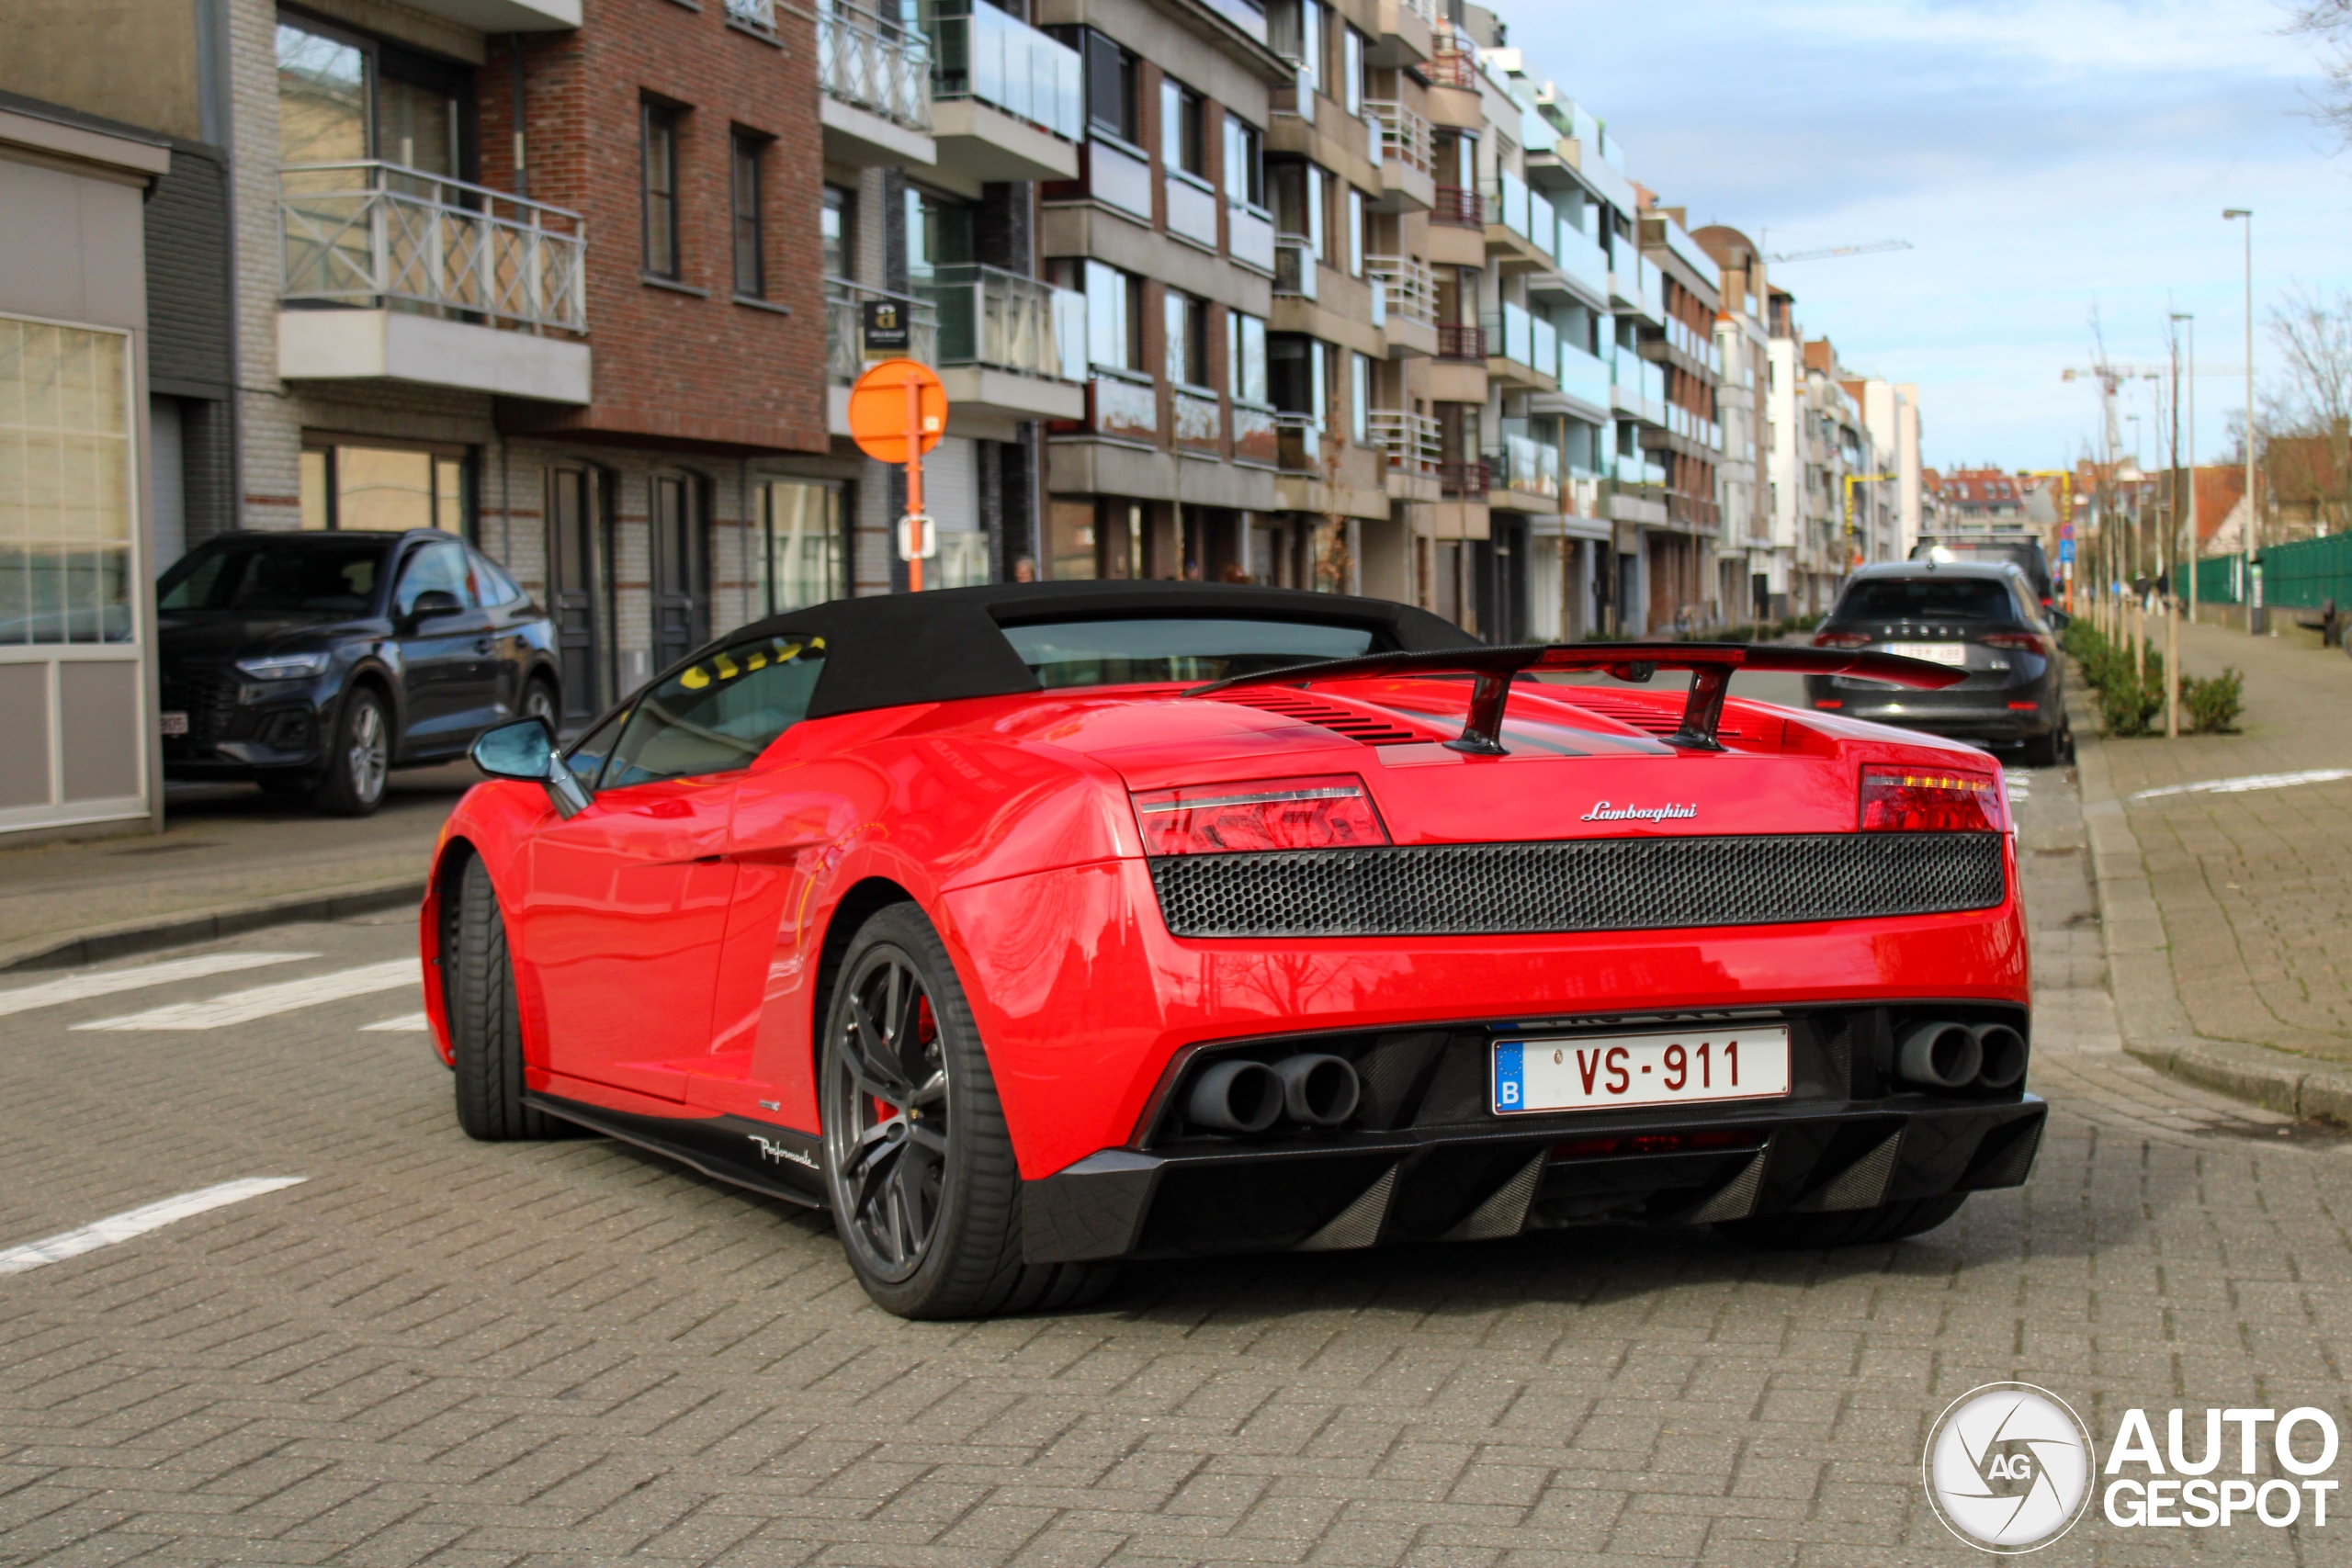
1804 559 2071 765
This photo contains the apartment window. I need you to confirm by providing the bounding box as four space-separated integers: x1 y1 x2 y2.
1342 27 1365 118
300 438 468 535
1351 352 1372 445
1227 310 1268 404
641 100 682 279
1084 260 1145 372
1166 292 1209 389
1268 334 1326 429
1084 30 1136 144
905 186 974 286
730 130 767 299
821 186 854 282
1222 115 1264 209
276 17 470 180
1271 162 1327 258
1347 187 1366 276
1160 76 1204 176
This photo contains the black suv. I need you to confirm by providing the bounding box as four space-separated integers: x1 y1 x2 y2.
157 530 560 814
1909 534 2057 614
1805 559 2071 766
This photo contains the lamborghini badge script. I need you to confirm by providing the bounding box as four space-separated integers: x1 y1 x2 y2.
1581 800 1698 823
750 1135 817 1170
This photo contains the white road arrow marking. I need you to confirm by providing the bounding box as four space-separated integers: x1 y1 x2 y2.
0 952 317 1020
0 1178 308 1275
74 960 419 1031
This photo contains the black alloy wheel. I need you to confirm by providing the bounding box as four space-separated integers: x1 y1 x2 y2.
313 687 390 816
818 904 1115 1319
827 940 952 1282
521 677 559 733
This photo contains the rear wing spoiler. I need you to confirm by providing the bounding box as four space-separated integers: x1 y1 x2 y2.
1184 641 1964 755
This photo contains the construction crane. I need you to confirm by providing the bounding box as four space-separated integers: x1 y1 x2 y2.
2060 362 2164 471
1763 240 1914 264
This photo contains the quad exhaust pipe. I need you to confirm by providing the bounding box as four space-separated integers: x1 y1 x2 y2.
1897 1021 2028 1090
1189 1054 1363 1132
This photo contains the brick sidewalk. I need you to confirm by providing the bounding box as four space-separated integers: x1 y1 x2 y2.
2083 616 2352 1070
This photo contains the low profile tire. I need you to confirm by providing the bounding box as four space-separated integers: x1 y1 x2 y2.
449 854 567 1141
1716 1194 1968 1250
819 903 1115 1319
313 687 390 817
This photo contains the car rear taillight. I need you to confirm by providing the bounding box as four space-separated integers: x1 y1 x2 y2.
1132 774 1390 855
1811 630 1871 649
1859 764 2005 832
1979 631 2049 655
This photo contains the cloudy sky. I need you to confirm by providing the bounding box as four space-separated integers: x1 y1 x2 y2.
1508 1 2345 472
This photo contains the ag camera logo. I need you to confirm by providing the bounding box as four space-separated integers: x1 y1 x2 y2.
1922 1383 2096 1552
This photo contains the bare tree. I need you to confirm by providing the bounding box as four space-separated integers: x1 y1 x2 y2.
2263 283 2352 534
2290 1 2352 142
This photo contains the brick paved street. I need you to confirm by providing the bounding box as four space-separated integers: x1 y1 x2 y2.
3 756 2349 1566
2088 619 2352 1065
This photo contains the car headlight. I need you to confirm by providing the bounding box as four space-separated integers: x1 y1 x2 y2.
234 651 332 681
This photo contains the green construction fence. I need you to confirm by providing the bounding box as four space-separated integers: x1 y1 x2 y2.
2193 533 2352 609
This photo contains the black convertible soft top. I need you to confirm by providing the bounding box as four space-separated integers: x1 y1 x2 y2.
729 581 1482 719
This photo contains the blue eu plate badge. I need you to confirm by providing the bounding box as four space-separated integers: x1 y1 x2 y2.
1493 1040 1526 1111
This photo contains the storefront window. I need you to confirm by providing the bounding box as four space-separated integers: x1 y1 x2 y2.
299 439 467 533
0 318 134 645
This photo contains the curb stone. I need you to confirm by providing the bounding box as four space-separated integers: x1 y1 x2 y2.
0 876 427 974
2068 669 2352 1123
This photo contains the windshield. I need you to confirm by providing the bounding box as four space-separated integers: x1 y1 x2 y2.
160 542 387 615
1838 577 2019 623
1001 617 1380 689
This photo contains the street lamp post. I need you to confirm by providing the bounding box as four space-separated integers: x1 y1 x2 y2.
2224 209 2255 633
2165 311 2191 739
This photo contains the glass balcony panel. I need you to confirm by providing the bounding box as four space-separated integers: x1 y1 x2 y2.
926 5 1082 139
916 263 1080 381
1089 371 1158 441
1531 312 1556 378
1166 173 1219 248
1082 136 1152 221
1227 201 1276 273
1173 387 1222 453
1557 343 1611 410
1527 187 1555 258
1554 222 1607 296
1232 400 1280 467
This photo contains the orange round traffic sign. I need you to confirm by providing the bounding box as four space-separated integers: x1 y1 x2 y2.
847 359 947 463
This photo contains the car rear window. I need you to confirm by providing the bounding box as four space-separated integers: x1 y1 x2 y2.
1837 577 2018 622
1001 616 1379 689
159 542 387 614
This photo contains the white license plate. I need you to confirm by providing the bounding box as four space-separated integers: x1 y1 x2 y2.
158 711 188 737
1885 642 1969 666
1493 1026 1792 1113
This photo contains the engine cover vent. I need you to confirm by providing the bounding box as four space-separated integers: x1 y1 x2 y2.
1207 689 1427 746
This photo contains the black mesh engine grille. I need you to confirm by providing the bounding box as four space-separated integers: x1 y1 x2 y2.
1148 832 2007 938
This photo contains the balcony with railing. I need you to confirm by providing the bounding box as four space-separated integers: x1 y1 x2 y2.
1482 301 1555 389
276 161 590 401
1076 367 1158 443
1049 133 1152 223
1428 38 1479 91
1488 433 1560 505
1366 254 1435 355
725 0 776 35
915 263 1085 420
1555 340 1611 414
824 277 938 387
1551 219 1609 301
1436 458 1490 498
1363 99 1432 212
820 0 933 164
1227 198 1276 275
1430 183 1482 229
1435 321 1486 361
1274 411 1322 474
924 1 1081 180
1366 408 1441 479
1173 385 1222 454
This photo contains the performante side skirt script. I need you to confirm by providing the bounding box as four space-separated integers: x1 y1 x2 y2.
526 1094 829 1209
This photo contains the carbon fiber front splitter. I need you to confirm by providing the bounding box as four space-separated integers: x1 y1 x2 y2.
1020 1096 2046 1264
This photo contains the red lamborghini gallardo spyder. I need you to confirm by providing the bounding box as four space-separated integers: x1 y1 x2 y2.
423 582 2042 1319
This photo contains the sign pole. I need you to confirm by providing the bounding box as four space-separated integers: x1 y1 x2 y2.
904 374 925 593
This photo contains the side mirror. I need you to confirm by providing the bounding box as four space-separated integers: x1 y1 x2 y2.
405 589 465 626
470 716 592 818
